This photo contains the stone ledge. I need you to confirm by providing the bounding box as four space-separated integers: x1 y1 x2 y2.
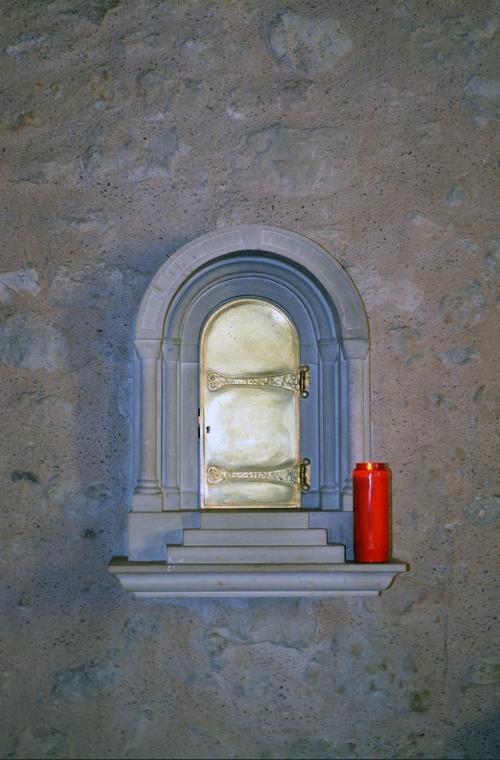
108 559 407 598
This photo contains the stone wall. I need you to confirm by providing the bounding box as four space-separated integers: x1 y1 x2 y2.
1 1 498 758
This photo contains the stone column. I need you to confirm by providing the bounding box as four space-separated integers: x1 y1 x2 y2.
341 339 370 510
133 339 163 511
319 339 339 509
163 338 180 509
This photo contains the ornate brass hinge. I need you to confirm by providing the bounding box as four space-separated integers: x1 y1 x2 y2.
207 458 311 492
299 365 310 398
207 365 310 397
300 457 311 492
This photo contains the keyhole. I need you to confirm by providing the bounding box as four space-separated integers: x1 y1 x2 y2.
206 425 211 434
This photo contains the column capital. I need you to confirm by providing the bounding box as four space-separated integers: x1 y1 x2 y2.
135 339 162 360
318 339 339 362
164 338 181 361
342 339 369 360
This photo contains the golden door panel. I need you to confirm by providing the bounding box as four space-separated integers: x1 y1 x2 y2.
200 298 301 508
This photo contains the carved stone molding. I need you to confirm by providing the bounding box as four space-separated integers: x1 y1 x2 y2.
109 560 407 598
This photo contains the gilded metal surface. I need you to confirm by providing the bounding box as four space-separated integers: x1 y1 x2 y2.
207 464 300 486
200 298 302 508
300 458 311 492
299 365 311 398
207 371 302 392
207 459 312 492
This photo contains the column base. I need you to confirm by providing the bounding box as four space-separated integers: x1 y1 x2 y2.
132 491 163 512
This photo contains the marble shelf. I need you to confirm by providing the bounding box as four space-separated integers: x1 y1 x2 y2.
109 558 407 598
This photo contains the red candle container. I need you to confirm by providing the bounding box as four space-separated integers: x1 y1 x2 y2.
353 462 391 563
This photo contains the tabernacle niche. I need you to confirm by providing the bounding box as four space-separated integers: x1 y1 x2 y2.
109 227 406 596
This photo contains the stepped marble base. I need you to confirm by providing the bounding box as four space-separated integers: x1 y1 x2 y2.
111 510 407 597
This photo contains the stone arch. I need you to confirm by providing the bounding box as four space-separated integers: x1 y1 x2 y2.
132 225 370 513
136 226 368 341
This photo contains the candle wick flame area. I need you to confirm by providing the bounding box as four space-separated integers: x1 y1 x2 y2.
356 462 388 471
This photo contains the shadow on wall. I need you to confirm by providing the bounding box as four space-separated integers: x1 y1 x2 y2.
446 709 500 759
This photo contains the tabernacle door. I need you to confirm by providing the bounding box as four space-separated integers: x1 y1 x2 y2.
200 298 309 509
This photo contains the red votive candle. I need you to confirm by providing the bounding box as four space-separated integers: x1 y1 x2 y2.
353 462 390 563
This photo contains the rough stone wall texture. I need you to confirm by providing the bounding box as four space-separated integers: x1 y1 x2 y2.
0 1 498 758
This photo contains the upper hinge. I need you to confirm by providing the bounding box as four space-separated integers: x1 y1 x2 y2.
207 365 310 397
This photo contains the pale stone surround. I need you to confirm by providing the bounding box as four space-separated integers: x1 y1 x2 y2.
132 225 370 513
110 225 405 596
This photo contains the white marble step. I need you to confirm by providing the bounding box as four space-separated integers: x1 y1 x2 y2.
166 544 345 564
200 511 309 530
183 528 327 546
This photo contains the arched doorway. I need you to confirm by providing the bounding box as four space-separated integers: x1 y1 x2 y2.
200 298 303 509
